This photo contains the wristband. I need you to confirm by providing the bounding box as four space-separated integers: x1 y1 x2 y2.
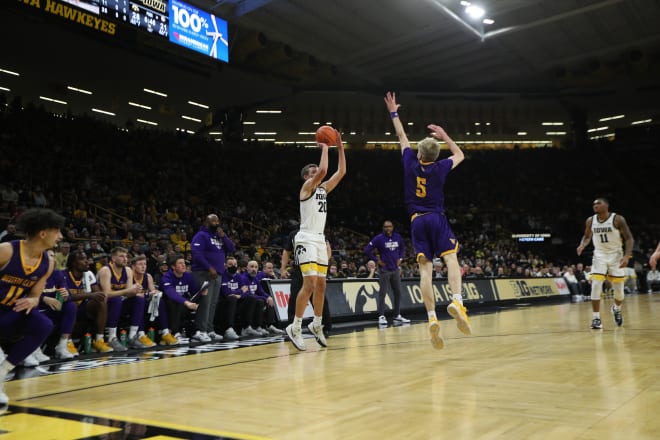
390 111 399 119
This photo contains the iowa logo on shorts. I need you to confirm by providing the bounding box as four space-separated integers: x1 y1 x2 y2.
295 245 307 257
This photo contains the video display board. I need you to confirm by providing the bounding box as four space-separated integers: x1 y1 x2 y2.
29 0 228 61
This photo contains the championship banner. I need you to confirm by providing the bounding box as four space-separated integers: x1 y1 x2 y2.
494 277 570 300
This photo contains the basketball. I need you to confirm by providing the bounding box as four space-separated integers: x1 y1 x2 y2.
315 125 337 146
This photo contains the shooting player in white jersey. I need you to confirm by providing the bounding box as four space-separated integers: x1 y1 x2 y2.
577 198 634 329
286 129 346 351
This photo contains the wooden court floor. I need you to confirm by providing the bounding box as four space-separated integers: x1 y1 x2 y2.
2 294 659 440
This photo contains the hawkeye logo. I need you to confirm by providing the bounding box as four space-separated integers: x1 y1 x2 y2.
343 281 385 314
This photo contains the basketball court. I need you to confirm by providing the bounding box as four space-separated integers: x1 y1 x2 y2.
2 294 659 439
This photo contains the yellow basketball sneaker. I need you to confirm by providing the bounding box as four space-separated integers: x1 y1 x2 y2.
159 332 179 346
92 339 113 353
428 318 444 349
67 340 79 357
447 300 472 335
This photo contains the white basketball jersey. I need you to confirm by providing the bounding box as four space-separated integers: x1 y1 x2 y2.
300 186 327 234
591 213 622 255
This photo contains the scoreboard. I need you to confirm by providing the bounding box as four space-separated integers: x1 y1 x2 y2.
99 0 169 38
38 0 228 62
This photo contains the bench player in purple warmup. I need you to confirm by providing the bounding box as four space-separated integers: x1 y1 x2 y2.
0 208 64 411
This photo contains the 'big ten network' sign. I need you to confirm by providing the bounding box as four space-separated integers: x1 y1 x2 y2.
404 280 485 305
494 278 567 300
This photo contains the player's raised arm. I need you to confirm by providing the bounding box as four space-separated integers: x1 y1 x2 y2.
322 129 346 195
300 144 329 200
428 124 464 169
384 92 410 154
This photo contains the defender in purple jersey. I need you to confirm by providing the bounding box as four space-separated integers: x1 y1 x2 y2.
0 208 64 411
385 92 472 349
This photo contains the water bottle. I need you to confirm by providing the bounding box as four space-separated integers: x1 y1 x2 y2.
148 327 156 342
120 329 128 347
56 288 65 305
83 333 92 354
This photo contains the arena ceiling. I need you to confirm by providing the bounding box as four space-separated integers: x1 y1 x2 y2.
1 0 660 144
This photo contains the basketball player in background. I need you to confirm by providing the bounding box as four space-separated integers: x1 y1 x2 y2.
649 240 660 270
0 208 64 411
577 197 634 329
384 91 472 350
286 129 346 351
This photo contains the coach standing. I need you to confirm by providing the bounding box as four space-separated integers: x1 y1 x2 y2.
191 214 235 342
365 220 409 325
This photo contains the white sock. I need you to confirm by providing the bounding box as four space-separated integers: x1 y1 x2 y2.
293 316 303 330
428 311 437 320
452 294 463 304
160 329 170 335
593 312 600 319
313 315 322 327
107 328 117 340
129 326 139 339
0 360 15 378
95 334 104 341
58 337 68 347
613 304 621 311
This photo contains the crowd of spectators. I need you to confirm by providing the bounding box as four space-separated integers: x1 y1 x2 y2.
1 96 660 294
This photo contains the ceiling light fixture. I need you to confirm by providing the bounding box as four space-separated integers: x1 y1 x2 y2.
0 68 20 76
128 101 152 110
137 119 158 126
599 114 624 122
39 96 67 105
188 100 209 109
181 115 201 122
143 88 168 97
92 108 115 116
465 5 485 19
67 86 93 95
